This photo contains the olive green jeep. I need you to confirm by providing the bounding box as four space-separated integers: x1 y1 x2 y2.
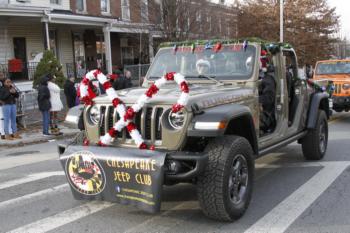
59 40 330 221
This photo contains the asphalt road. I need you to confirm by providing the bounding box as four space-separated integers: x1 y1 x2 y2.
0 112 349 233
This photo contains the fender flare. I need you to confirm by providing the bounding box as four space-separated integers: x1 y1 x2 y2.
306 92 329 129
187 104 258 154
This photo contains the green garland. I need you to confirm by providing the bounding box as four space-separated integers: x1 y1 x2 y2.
307 79 334 96
159 37 294 54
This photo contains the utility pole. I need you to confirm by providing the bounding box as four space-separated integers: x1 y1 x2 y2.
280 0 284 43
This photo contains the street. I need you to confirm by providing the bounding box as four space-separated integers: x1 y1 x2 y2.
0 112 349 233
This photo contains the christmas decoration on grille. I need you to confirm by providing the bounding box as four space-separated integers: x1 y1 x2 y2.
79 70 189 150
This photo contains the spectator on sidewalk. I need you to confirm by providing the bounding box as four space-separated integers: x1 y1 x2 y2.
47 74 64 135
37 76 51 136
0 78 21 140
64 76 77 109
124 70 133 88
0 73 5 139
112 69 132 90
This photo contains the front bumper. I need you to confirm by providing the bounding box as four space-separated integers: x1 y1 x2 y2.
58 143 208 213
58 144 208 182
332 96 350 109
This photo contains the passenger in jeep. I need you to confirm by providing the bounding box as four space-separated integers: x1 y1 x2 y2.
196 59 211 75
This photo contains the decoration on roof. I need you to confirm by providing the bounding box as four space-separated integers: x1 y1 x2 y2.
213 42 222 53
191 43 196 53
159 38 295 54
79 70 189 150
243 40 248 51
173 44 178 54
204 41 213 50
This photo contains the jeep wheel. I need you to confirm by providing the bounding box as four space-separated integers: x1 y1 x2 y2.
197 136 254 221
301 110 328 160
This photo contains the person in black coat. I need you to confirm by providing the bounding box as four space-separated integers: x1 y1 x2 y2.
37 76 51 135
64 77 77 109
259 66 276 133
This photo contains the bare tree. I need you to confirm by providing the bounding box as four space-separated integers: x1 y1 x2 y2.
150 0 237 41
237 0 339 65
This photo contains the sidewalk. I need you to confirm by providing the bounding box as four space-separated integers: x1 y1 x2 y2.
0 124 80 147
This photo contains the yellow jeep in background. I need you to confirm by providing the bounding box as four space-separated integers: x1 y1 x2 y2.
313 59 350 112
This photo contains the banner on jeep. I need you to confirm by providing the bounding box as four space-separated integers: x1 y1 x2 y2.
59 146 166 213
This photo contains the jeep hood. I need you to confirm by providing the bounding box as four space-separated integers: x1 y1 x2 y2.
314 74 350 82
93 84 255 109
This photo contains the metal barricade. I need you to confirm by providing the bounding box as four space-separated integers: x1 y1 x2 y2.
16 90 40 128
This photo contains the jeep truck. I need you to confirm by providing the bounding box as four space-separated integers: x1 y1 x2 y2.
59 40 330 221
313 59 350 112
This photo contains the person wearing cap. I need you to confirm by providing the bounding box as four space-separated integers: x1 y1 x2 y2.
196 59 211 75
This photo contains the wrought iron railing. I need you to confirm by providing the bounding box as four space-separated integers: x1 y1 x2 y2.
0 62 39 81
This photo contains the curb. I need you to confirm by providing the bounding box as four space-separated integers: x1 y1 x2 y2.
0 131 79 148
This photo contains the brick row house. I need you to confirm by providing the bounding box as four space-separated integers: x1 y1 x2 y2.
0 0 237 86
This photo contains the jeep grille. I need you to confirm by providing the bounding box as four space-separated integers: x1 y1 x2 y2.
334 83 341 94
99 105 166 146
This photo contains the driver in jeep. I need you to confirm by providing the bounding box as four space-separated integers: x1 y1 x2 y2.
259 50 276 134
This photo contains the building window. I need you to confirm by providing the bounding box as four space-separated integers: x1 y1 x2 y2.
73 33 86 78
96 35 106 70
141 0 148 23
209 16 212 31
50 0 61 4
76 0 86 12
196 11 201 22
101 0 110 13
49 30 58 59
121 47 134 65
121 0 130 21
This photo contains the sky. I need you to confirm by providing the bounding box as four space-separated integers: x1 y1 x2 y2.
327 0 350 39
220 0 350 40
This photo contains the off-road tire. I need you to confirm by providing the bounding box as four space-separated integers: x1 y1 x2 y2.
197 136 254 221
301 110 328 160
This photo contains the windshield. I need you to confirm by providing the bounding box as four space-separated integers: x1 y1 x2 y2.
147 44 257 81
315 61 350 75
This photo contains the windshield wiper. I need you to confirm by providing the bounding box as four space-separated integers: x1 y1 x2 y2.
199 75 228 86
186 75 225 85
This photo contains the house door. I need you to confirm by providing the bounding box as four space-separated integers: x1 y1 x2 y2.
13 37 27 80
13 37 27 62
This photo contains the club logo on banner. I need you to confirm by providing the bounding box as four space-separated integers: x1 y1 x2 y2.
65 151 106 195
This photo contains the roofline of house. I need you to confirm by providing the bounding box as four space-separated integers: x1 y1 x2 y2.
47 13 162 34
0 7 163 34
0 6 48 17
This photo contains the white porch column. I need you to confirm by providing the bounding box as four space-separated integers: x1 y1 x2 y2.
103 25 112 74
45 21 50 50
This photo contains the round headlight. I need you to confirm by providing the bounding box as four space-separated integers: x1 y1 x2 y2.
168 109 186 129
89 106 101 124
342 83 350 90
